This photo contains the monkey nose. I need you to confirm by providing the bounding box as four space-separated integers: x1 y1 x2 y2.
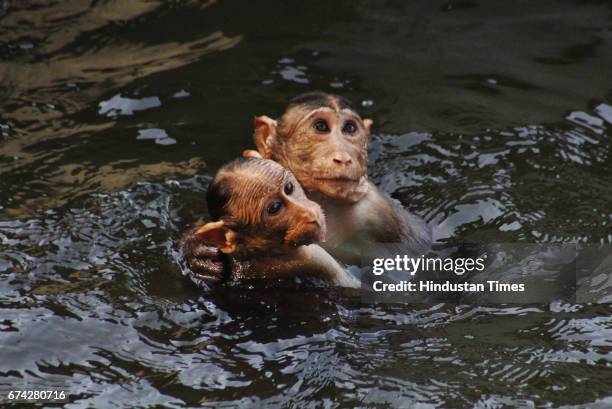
332 155 352 166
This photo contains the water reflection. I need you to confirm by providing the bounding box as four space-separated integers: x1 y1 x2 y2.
99 95 162 117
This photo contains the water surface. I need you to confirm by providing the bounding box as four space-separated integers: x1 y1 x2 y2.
1 1 611 408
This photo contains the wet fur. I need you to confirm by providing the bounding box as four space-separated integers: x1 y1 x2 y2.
253 92 432 263
187 157 358 287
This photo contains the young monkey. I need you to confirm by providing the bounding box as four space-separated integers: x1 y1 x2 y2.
179 157 359 288
247 92 432 261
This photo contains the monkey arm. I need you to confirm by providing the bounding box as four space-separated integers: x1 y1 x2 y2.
295 245 360 288
233 245 360 288
179 229 358 288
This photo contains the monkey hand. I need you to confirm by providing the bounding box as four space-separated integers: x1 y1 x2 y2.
242 149 263 159
179 225 227 287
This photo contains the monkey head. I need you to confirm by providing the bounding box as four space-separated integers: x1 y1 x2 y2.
252 92 373 203
194 157 327 258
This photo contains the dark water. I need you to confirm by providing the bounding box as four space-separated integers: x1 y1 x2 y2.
1 1 611 408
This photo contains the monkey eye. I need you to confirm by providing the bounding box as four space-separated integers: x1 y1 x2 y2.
284 181 294 195
342 120 357 134
267 200 283 215
313 119 330 133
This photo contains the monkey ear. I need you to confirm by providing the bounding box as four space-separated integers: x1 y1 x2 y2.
194 220 238 254
242 149 263 159
363 118 373 143
253 115 277 158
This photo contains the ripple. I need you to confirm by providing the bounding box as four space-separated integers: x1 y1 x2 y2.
1 1 612 407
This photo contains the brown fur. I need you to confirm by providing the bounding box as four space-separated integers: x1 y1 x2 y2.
178 92 430 286
196 157 326 259
250 92 432 263
182 157 358 287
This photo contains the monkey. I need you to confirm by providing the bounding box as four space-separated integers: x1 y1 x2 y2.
180 92 431 285
179 157 359 288
247 92 432 260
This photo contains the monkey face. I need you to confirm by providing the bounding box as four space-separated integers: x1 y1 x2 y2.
255 171 327 250
280 107 370 203
198 159 327 258
253 96 373 204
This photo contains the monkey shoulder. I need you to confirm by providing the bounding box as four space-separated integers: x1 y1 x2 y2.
355 183 432 251
319 182 431 265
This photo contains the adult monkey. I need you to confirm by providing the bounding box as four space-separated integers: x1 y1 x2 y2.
180 92 432 285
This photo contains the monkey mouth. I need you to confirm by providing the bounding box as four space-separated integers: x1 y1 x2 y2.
286 221 326 246
313 176 360 183
310 175 369 203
